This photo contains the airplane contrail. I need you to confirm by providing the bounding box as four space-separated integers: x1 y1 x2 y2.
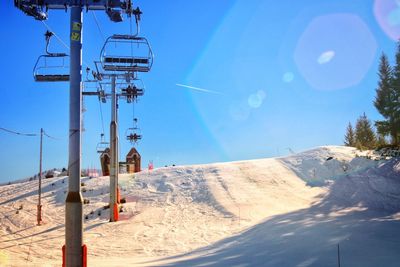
176 83 223 95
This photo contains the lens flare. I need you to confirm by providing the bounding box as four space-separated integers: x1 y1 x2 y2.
248 90 266 109
282 72 294 83
374 0 400 40
230 100 251 121
294 13 377 91
317 50 335 64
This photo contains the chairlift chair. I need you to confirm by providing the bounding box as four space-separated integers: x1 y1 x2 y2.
33 31 69 82
98 89 107 103
121 84 144 103
126 119 142 143
100 34 153 73
96 134 110 153
126 132 142 143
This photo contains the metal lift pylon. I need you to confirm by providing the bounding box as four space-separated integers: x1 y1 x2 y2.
110 75 119 222
14 1 135 266
64 6 84 267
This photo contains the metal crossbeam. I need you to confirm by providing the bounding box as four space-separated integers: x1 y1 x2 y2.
15 0 133 22
15 0 131 10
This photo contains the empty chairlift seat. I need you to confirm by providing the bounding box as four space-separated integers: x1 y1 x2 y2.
35 74 70 82
101 34 153 73
96 134 109 154
33 31 70 82
33 54 70 82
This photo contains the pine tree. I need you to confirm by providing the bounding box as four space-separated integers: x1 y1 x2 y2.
344 122 356 147
390 42 400 145
376 134 388 148
355 113 376 150
374 53 396 144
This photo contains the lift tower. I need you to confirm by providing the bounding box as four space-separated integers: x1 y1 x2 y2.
15 1 135 266
85 68 140 222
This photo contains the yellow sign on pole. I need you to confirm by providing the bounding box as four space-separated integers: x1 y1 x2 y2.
72 22 81 31
71 32 81 41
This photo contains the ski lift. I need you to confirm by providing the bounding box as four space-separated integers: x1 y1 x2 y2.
96 133 109 153
98 89 107 103
100 34 153 73
126 118 142 143
33 31 69 82
14 0 48 21
126 132 142 143
121 83 144 103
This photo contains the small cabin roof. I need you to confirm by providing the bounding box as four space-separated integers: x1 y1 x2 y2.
100 148 110 159
126 147 141 159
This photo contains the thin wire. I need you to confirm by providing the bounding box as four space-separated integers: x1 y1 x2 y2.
0 126 60 141
130 15 133 57
41 20 90 68
130 15 134 129
132 102 135 128
92 11 105 42
92 11 110 138
43 131 60 140
41 20 70 50
98 99 105 135
0 127 37 137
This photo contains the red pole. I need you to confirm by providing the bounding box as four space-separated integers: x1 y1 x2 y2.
37 128 43 225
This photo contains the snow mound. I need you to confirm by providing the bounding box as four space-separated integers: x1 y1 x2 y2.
323 158 400 212
0 146 399 267
280 146 377 186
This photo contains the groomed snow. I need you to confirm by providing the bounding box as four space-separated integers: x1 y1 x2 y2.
0 146 399 266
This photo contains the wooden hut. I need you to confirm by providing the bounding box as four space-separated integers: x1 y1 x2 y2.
100 148 111 176
126 147 141 173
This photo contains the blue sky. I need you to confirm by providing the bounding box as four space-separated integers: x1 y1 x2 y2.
0 0 399 182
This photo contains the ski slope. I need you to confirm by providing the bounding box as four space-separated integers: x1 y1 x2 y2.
0 146 399 266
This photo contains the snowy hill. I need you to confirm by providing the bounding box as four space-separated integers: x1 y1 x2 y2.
0 146 399 266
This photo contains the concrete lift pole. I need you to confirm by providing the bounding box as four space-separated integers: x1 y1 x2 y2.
110 74 119 222
65 5 84 267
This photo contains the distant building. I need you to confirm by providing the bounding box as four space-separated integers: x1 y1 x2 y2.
126 147 141 173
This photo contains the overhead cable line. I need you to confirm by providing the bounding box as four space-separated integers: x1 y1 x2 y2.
41 20 90 68
92 11 106 42
43 131 60 140
98 97 106 135
90 11 107 137
129 15 134 56
41 20 70 50
0 127 59 140
0 127 37 136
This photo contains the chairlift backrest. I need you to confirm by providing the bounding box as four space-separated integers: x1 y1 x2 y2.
127 133 142 143
96 141 110 153
33 54 70 82
126 127 142 143
33 31 70 82
121 84 144 103
100 34 153 73
96 133 109 153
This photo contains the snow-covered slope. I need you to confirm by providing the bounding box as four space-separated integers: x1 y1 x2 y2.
0 146 399 267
